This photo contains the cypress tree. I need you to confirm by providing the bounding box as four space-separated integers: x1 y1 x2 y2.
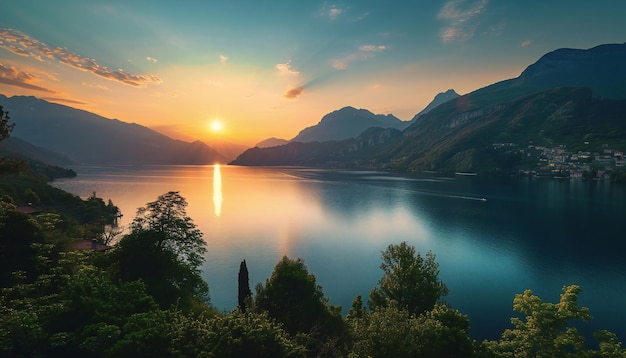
238 259 252 311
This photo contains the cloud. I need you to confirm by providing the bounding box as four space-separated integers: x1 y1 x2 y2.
283 87 304 99
275 60 299 76
359 45 386 52
219 54 229 63
319 4 346 20
437 0 489 43
0 63 55 92
0 28 161 87
332 44 387 70
82 82 109 91
146 56 158 63
521 39 532 47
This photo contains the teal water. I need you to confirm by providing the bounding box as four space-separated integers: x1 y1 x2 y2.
51 165 626 341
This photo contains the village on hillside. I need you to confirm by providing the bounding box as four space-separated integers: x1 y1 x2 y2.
492 142 625 179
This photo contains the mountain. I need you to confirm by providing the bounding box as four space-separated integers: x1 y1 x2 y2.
233 88 626 172
0 137 75 166
255 137 290 148
232 43 626 173
411 89 459 121
201 140 249 162
0 95 227 165
379 87 626 172
473 43 626 103
290 106 409 143
232 127 402 167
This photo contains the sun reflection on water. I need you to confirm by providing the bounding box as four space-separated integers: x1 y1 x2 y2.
213 164 223 217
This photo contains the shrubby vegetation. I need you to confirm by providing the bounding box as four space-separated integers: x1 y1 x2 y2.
1 105 624 356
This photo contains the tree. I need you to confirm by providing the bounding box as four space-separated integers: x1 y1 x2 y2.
238 260 252 312
113 191 209 310
369 242 449 316
108 309 306 358
482 285 609 357
348 302 473 358
0 105 14 142
255 256 348 356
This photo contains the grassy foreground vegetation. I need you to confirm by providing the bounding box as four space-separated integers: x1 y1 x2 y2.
1 106 624 357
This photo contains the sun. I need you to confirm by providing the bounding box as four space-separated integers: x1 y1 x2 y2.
210 120 223 132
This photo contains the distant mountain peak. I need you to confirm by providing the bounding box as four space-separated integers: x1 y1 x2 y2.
514 42 626 99
411 89 460 121
255 137 289 148
291 106 408 143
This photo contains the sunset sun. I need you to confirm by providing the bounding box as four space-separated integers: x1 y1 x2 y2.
210 120 223 132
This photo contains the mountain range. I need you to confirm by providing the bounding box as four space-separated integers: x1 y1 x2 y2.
0 95 227 165
2 43 625 172
254 90 459 148
233 43 626 173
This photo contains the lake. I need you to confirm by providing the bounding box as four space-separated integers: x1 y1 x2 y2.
50 164 626 341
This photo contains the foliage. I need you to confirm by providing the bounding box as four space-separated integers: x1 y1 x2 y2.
255 256 349 356
191 310 306 357
348 302 473 358
482 285 626 357
0 105 14 142
111 191 209 310
0 248 157 357
238 259 253 312
130 191 206 271
106 308 306 358
0 201 43 287
369 242 449 316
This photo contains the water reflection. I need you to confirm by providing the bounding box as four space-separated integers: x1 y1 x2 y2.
213 164 223 217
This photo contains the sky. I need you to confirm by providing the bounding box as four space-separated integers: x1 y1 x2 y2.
1 1 626 146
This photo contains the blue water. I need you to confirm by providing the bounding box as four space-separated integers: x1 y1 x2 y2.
51 165 626 341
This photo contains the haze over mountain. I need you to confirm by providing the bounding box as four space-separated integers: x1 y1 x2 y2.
255 137 290 148
0 137 75 166
232 43 626 173
0 95 227 165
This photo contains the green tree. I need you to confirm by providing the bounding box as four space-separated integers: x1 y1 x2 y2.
0 201 43 287
108 309 306 358
255 256 348 356
112 191 209 310
348 302 473 358
369 242 448 316
481 285 615 357
0 105 14 142
238 259 252 312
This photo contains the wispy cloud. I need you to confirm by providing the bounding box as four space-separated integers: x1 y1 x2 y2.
319 3 346 20
521 39 532 47
283 86 304 99
275 60 299 76
82 82 109 91
332 44 387 70
437 0 489 43
146 56 158 63
219 54 229 63
0 28 161 87
0 63 54 92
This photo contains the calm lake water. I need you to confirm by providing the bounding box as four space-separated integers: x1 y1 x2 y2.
51 165 626 341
